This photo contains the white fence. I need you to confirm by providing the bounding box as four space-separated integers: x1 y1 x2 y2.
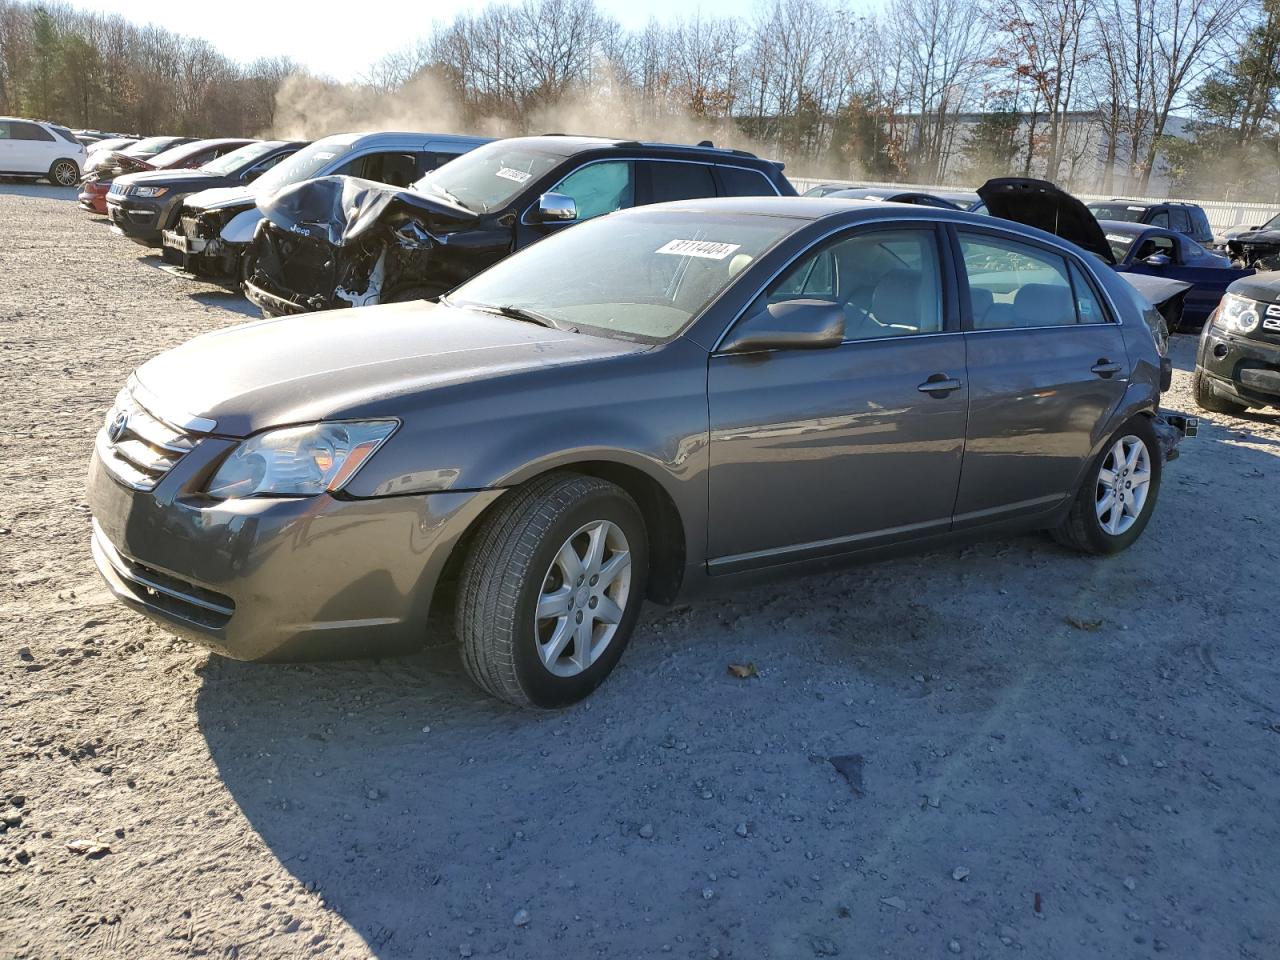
787 177 1280 234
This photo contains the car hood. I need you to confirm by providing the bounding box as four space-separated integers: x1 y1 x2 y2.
184 185 256 212
1227 272 1280 304
1117 273 1192 308
117 169 235 191
977 177 1116 264
258 175 477 247
1229 227 1280 245
132 300 645 436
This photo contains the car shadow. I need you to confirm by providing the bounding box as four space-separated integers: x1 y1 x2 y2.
191 336 1280 959
0 180 78 200
189 290 259 319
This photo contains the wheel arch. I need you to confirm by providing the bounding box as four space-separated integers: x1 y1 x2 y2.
437 459 688 608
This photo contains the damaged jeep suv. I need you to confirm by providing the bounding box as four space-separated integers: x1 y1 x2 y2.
243 135 795 316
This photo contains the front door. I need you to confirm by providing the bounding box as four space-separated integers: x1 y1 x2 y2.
954 227 1130 526
515 159 637 248
707 224 968 571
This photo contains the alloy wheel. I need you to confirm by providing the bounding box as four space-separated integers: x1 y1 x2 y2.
53 161 78 186
1095 434 1152 536
534 519 632 678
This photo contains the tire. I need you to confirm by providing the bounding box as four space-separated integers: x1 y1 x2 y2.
1052 417 1162 555
385 285 444 304
49 159 80 187
1193 366 1248 415
456 473 649 707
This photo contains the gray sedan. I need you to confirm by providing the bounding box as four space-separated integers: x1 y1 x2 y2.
89 198 1180 706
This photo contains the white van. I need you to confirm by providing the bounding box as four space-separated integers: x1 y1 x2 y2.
0 117 87 186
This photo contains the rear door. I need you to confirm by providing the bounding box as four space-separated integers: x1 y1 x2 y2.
953 227 1129 527
640 160 717 204
707 223 968 570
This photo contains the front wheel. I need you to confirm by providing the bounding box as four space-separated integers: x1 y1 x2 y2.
49 159 79 187
456 474 649 707
1052 418 1162 555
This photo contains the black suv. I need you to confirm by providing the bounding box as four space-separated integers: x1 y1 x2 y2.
244 135 796 316
1194 273 1280 413
1086 199 1213 245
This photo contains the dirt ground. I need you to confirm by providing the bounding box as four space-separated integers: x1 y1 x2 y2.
2 183 1279 960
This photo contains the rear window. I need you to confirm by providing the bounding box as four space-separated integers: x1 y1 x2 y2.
51 125 79 145
1088 203 1148 223
647 161 716 203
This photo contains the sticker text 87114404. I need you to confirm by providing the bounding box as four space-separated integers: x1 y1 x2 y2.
656 239 741 260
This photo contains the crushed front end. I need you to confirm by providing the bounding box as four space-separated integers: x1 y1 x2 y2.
162 206 242 278
1226 231 1280 271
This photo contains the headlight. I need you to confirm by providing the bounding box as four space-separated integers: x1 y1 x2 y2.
133 186 168 198
207 421 398 499
1215 293 1261 334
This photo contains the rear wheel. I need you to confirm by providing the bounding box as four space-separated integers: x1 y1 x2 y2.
1193 366 1248 415
456 474 648 707
49 159 79 187
1052 417 1162 555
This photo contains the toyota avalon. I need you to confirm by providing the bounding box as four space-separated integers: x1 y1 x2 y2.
89 198 1187 706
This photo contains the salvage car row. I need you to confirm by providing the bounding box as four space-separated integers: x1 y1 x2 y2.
68 126 1280 707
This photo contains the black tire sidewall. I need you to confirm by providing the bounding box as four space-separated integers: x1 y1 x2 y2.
511 488 649 707
1078 418 1163 554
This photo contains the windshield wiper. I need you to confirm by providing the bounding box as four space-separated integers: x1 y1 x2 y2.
491 304 565 329
426 182 469 210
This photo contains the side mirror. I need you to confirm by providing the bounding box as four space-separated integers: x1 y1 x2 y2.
1143 253 1171 267
719 299 845 354
534 192 576 223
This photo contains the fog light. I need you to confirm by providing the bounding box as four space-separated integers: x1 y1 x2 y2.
1213 343 1229 359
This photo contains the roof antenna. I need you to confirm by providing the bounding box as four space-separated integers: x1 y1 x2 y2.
697 140 714 147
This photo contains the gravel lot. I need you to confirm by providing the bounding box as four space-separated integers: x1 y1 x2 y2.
2 183 1279 960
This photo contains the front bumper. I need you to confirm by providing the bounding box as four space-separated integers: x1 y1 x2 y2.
106 197 174 245
88 441 502 661
1199 327 1280 406
243 278 315 316
79 184 108 214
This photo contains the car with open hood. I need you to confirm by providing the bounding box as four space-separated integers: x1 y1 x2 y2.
105 140 304 247
242 135 796 316
1193 272 1280 414
161 131 490 282
89 197 1189 707
1099 220 1250 329
79 136 198 213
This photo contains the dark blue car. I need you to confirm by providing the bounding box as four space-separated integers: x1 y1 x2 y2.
1102 221 1251 330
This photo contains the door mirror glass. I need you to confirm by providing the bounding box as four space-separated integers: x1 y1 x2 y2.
720 299 845 353
535 191 577 223
1143 252 1171 267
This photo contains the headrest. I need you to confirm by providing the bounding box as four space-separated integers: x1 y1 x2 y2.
1013 282 1075 327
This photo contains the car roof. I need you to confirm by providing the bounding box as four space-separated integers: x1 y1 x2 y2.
498 134 766 163
1095 198 1200 210
1097 220 1160 236
313 131 492 148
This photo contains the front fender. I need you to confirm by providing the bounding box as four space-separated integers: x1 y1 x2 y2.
222 207 263 244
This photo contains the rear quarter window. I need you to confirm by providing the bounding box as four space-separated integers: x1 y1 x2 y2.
715 166 779 197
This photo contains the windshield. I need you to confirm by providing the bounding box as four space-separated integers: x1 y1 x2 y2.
252 138 354 194
126 136 182 157
414 141 565 213
149 141 214 168
448 209 799 342
199 141 277 176
1104 230 1137 261
90 137 135 154
1088 203 1147 223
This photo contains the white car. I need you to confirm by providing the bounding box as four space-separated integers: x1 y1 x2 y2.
0 117 87 186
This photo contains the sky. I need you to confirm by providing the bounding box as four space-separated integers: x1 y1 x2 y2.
68 0 747 82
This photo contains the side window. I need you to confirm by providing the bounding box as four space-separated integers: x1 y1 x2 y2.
716 166 777 197
419 151 460 174
0 121 10 139
646 161 716 203
12 121 54 141
246 153 288 178
343 152 418 186
1169 208 1191 233
1148 210 1169 228
959 233 1076 329
552 160 635 220
1068 262 1108 324
770 228 943 340
1133 234 1175 261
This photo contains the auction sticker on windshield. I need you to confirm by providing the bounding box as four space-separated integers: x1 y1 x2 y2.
656 239 741 260
496 167 532 184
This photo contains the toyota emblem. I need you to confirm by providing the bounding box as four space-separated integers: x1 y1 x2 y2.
107 410 129 443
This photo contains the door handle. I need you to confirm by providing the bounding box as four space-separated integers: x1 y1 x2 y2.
1091 360 1123 377
917 374 962 396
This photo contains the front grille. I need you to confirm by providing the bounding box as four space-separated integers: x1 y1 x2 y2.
181 214 209 239
108 181 128 197
97 383 209 491
92 521 234 629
